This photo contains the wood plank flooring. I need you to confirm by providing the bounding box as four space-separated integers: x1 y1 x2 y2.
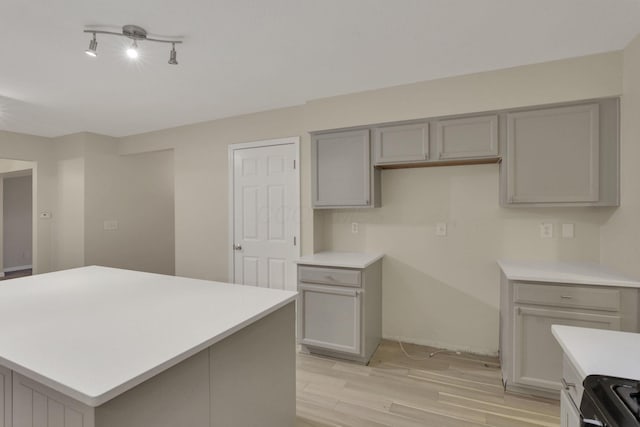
296 340 560 427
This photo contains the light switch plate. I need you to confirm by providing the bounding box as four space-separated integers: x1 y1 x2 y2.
103 220 118 231
436 222 447 237
562 223 575 239
351 222 359 234
540 223 553 238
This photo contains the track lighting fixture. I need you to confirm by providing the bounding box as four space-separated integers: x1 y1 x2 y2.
168 43 178 65
85 33 98 57
83 25 182 65
126 40 139 59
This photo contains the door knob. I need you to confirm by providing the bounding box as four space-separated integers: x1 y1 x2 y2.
233 244 242 251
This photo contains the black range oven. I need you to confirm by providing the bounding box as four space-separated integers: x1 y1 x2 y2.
580 375 640 427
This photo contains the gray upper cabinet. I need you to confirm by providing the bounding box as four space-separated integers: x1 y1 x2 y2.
435 115 498 160
502 99 619 207
373 122 429 165
312 129 380 208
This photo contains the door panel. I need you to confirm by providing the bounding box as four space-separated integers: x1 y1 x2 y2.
513 306 619 391
299 284 361 355
232 143 298 290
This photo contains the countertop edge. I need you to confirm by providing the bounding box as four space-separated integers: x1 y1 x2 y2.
295 253 384 269
0 295 298 407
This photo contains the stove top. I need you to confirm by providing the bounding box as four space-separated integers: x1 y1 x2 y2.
581 375 640 427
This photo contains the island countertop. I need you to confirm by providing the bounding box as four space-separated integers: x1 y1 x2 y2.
0 266 297 407
295 251 384 269
552 325 640 381
497 259 640 288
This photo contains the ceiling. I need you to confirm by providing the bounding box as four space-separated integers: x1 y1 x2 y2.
1 0 640 138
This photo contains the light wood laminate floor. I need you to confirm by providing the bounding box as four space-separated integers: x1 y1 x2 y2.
296 340 560 427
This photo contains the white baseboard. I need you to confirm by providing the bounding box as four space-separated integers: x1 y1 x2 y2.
383 334 498 357
4 264 32 273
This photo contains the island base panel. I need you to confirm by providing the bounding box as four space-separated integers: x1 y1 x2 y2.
5 301 296 427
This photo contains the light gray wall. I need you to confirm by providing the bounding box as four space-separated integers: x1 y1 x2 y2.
119 51 623 354
601 33 640 277
0 132 55 274
84 135 175 275
3 175 32 269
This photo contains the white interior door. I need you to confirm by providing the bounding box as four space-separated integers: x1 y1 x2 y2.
230 140 299 290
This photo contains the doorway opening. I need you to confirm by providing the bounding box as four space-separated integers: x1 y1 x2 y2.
0 159 36 280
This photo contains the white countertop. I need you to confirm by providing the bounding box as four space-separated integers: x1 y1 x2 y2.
295 251 384 269
552 325 640 380
497 259 640 288
0 266 297 407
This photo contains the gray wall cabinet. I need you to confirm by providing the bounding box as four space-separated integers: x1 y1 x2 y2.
312 129 380 208
499 275 638 398
373 122 429 164
297 261 382 364
435 114 498 160
501 98 619 207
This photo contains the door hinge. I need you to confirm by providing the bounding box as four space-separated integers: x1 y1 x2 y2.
293 160 296 170
293 236 297 246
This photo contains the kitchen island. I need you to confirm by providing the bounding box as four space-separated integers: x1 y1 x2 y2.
0 266 297 427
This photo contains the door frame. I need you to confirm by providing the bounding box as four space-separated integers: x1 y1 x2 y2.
227 137 301 285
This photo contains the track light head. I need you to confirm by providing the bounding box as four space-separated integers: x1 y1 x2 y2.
85 33 98 57
168 43 178 65
126 40 139 59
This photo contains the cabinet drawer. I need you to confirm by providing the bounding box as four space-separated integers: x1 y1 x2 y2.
513 282 620 312
299 266 361 287
562 356 584 406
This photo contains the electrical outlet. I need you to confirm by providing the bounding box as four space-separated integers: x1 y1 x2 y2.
562 223 575 239
436 222 447 237
351 222 359 234
540 223 553 239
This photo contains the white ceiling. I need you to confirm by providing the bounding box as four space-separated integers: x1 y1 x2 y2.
1 0 639 138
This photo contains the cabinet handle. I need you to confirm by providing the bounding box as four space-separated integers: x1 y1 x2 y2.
561 377 576 390
324 275 336 281
560 295 573 299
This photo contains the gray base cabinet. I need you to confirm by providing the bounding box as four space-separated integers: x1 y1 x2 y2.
297 261 382 364
499 275 638 398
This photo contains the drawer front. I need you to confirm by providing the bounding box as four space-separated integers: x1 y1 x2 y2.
513 282 620 312
299 266 361 287
562 356 584 405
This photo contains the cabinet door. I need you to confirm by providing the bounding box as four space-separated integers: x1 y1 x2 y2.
513 306 619 391
312 130 371 208
298 283 361 355
560 389 581 427
435 115 498 160
0 366 10 427
13 373 94 427
506 104 600 204
373 122 429 165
